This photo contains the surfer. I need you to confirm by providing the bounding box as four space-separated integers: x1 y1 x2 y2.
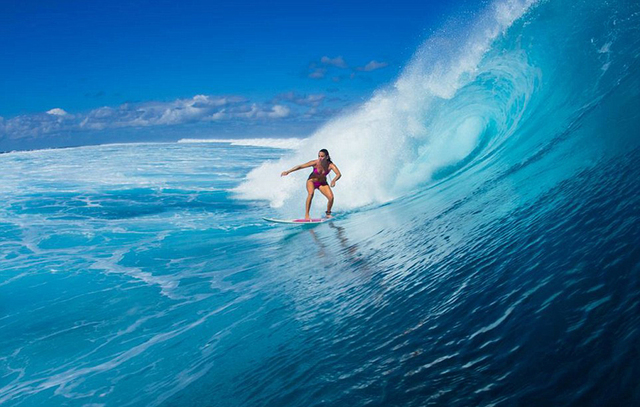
281 149 341 220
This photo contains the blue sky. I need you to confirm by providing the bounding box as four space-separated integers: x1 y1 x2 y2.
0 0 474 150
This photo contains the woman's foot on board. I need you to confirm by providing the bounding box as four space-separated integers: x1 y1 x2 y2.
325 211 332 219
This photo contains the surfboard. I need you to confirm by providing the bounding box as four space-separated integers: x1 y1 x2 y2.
263 217 333 224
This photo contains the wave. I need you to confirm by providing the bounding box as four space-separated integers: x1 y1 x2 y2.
234 0 640 219
233 0 540 211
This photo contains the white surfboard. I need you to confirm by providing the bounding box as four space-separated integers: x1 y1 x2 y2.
263 217 333 224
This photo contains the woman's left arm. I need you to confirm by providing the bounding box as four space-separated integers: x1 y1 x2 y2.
329 163 341 187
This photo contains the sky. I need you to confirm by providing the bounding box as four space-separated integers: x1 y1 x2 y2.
0 0 474 151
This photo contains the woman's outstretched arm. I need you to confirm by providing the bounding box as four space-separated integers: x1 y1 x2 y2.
281 160 315 176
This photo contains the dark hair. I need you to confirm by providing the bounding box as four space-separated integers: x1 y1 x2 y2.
319 148 332 164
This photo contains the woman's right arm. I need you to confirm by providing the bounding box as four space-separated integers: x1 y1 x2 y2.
281 160 315 176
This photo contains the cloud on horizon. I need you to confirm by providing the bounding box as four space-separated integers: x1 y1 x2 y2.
0 92 339 151
0 93 335 145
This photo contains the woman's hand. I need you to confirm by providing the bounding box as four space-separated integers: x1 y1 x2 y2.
330 180 336 188
281 171 289 177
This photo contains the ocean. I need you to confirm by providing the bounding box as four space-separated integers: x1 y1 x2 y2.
1 0 640 405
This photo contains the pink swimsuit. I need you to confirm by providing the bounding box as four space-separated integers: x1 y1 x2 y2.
310 166 329 189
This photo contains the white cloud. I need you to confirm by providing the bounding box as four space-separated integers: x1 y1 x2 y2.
357 60 389 72
265 105 290 118
321 56 348 68
0 92 336 146
308 56 387 80
91 107 116 119
46 108 69 116
308 68 327 79
208 111 227 121
239 104 291 119
276 92 326 107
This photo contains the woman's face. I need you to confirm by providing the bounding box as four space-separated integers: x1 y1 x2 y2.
318 151 327 161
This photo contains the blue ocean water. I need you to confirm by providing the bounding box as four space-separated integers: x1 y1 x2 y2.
2 0 640 405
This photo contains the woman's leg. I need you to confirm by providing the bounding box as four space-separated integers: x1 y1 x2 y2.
305 180 315 219
318 185 334 217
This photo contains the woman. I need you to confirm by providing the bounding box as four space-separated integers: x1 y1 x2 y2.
281 149 341 219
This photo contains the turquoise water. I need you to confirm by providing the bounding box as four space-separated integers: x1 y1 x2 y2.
2 0 640 405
